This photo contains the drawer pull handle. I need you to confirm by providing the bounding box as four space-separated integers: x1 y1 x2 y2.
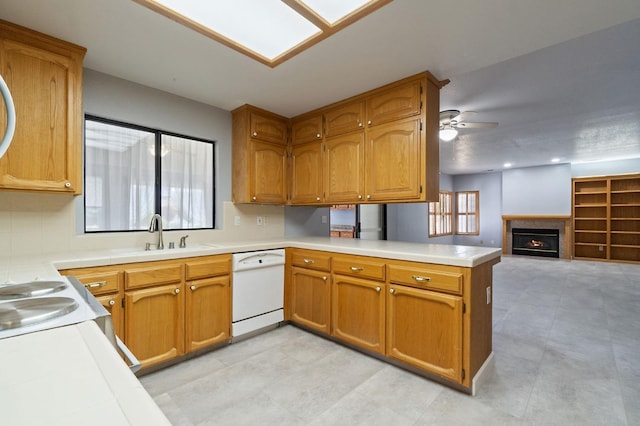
84 281 107 289
351 266 364 272
412 275 431 282
375 286 381 292
303 259 315 264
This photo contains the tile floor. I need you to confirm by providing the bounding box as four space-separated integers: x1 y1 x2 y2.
140 256 640 425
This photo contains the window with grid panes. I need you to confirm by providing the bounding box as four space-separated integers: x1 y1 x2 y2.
428 191 452 237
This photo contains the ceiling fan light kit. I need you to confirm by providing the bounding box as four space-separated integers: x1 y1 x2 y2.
439 109 498 141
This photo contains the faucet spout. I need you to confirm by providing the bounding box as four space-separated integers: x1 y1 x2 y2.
148 214 164 250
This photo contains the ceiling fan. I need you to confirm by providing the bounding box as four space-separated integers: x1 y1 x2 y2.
439 110 498 141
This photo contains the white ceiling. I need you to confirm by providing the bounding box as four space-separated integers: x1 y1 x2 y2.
1 0 640 175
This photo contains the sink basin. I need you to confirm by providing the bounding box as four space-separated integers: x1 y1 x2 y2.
0 297 79 331
0 280 67 301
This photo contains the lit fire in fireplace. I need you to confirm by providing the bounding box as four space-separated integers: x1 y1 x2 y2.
527 239 545 248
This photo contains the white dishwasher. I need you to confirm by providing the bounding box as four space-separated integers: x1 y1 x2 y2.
232 249 285 338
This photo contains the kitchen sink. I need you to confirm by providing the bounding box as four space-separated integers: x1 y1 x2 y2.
0 297 79 331
0 280 67 301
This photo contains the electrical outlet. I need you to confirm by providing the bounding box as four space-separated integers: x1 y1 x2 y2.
256 216 264 226
234 216 241 226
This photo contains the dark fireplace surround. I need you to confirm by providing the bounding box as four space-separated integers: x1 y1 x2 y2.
502 215 571 260
512 228 560 258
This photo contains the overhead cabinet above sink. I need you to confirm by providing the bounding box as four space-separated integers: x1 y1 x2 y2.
232 71 447 206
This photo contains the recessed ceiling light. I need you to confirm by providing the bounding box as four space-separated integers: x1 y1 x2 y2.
504 163 512 168
134 0 393 67
551 158 560 163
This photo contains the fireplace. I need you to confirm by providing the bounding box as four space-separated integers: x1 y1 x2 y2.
512 228 560 258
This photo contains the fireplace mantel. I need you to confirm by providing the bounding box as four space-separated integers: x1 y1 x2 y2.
502 215 572 259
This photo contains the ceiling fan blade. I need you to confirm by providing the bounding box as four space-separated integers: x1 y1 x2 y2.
456 121 499 129
454 111 477 122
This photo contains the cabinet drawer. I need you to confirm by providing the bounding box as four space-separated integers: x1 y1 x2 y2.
70 270 121 296
185 256 231 280
388 264 463 295
333 255 385 281
291 249 331 271
125 263 183 289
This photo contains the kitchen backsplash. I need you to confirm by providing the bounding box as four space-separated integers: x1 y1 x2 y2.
0 192 285 258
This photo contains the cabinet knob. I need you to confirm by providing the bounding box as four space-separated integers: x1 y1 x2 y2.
358 122 363 127
358 195 363 199
174 288 180 294
376 286 381 292
316 197 321 201
252 131 258 137
367 195 371 200
367 120 372 125
252 196 257 201
190 285 196 291
108 299 115 306
323 276 328 281
64 182 71 188
390 288 395 294
316 133 321 138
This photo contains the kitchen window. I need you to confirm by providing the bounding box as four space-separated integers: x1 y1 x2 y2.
428 191 452 237
456 191 479 235
84 115 215 232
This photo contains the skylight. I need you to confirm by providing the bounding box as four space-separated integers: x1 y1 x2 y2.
134 0 393 67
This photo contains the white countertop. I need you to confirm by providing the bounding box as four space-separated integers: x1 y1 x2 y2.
1 237 501 283
0 321 170 426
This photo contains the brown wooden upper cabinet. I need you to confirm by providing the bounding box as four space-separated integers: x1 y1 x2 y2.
324 101 365 138
231 71 445 205
291 115 323 145
0 20 85 194
232 105 288 204
366 79 422 127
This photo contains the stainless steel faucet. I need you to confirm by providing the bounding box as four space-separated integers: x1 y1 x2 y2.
148 214 164 250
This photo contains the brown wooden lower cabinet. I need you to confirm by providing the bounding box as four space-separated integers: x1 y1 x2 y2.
386 284 463 382
290 266 331 334
186 275 230 352
125 283 185 369
331 274 385 354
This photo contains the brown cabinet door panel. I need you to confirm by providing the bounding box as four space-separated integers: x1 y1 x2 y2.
291 115 323 145
250 112 287 145
250 141 287 203
186 276 230 352
324 132 365 203
386 284 462 383
332 274 385 354
290 143 323 204
366 79 421 127
290 267 331 334
324 101 365 137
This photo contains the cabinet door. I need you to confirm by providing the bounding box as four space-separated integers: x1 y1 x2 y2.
387 284 463 382
324 101 365 137
366 79 421 127
95 293 124 340
290 266 331 334
332 274 385 354
250 111 288 145
365 118 421 202
323 132 365 203
186 275 230 352
0 36 84 193
291 115 323 145
290 142 323 204
125 283 184 369
250 140 287 203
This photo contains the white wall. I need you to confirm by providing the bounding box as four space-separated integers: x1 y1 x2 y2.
284 206 330 237
453 172 502 247
502 164 572 215
572 157 640 177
